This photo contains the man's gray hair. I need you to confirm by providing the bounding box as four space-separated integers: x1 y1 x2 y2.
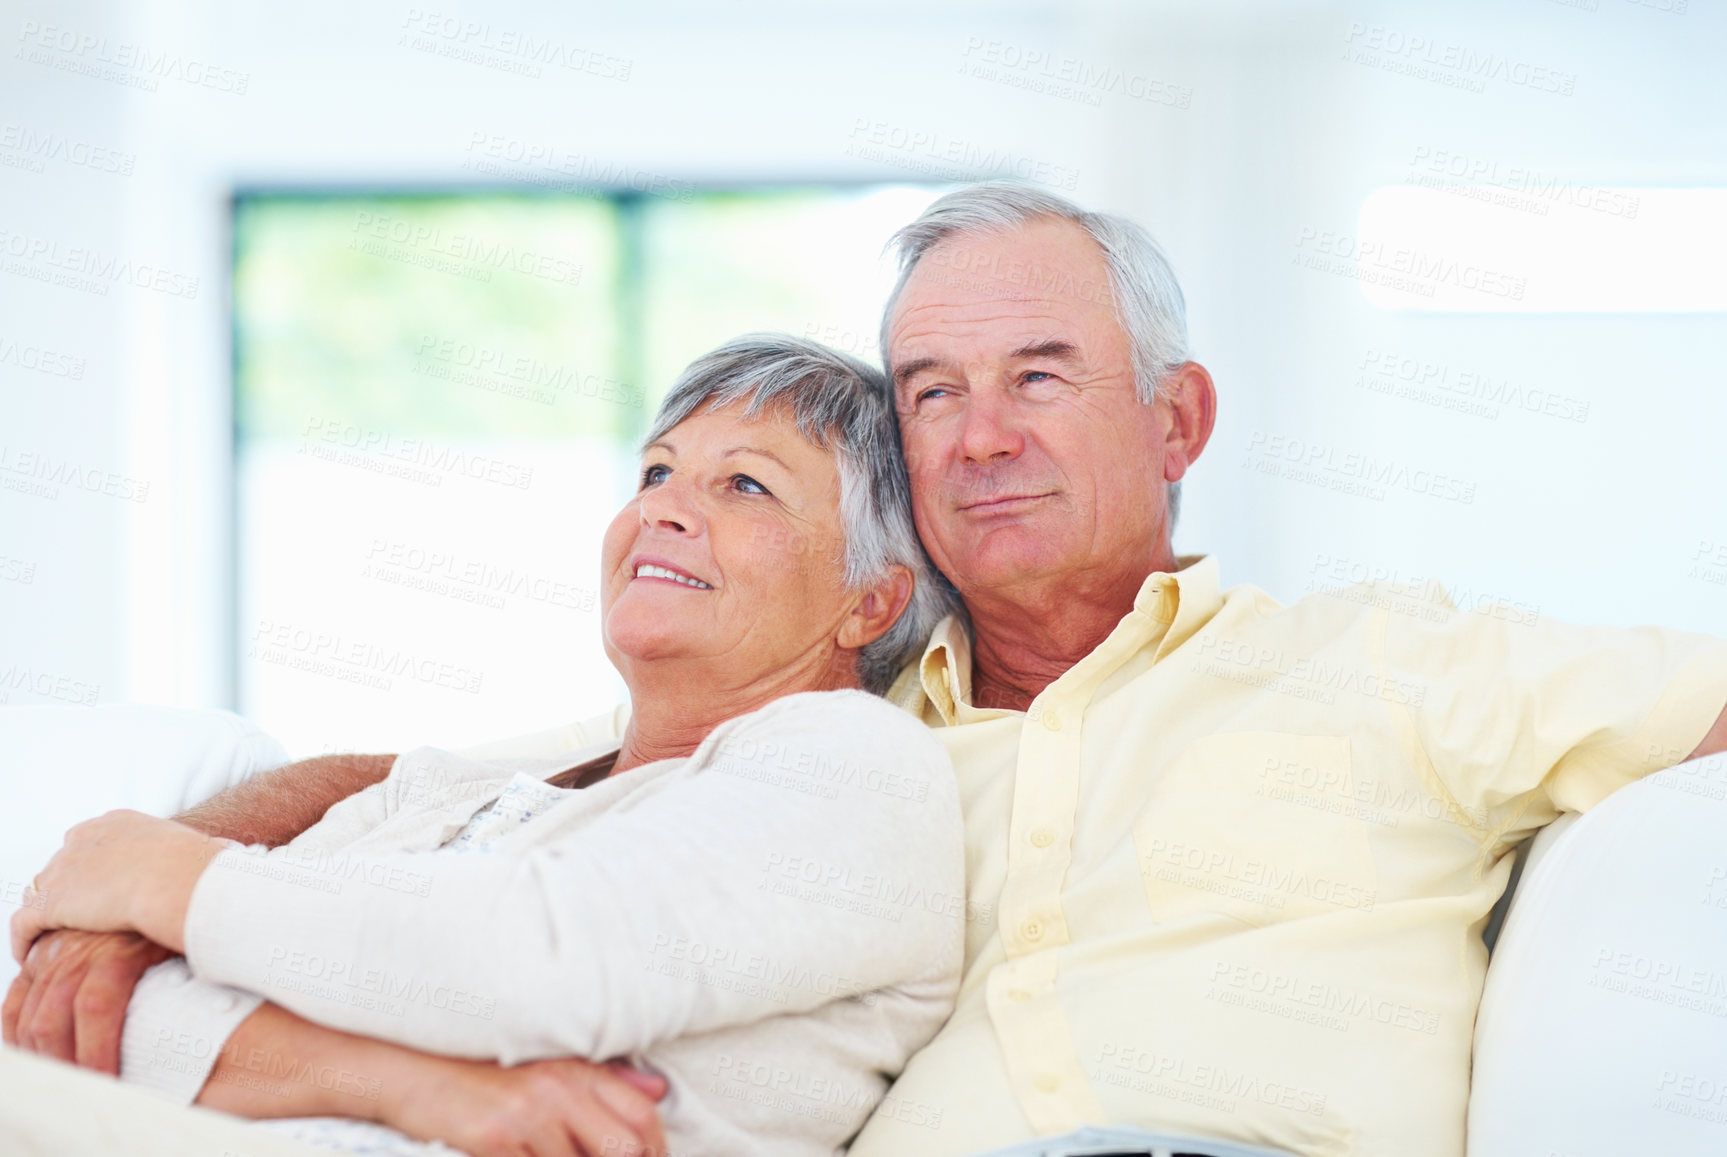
646 333 954 694
879 180 1193 522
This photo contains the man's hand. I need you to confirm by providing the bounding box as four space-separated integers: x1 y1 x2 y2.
380 1052 671 1157
1 930 173 1072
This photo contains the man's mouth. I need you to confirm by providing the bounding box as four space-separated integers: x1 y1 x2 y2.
957 492 1056 515
633 562 715 590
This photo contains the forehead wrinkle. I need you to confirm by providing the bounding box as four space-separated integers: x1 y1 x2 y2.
891 303 1076 353
895 295 1073 326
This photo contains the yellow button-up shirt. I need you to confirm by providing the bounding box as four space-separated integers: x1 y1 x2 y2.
847 556 1727 1157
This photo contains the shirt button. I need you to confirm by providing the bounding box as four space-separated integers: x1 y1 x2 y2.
1021 919 1044 942
1035 1074 1061 1093
1029 828 1054 848
214 994 238 1013
1041 710 1063 732
1007 988 1033 1003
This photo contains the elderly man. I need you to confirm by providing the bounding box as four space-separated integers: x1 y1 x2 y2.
11 183 1727 1157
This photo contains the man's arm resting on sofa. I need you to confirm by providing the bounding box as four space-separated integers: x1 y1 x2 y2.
1688 704 1727 761
1 752 395 1069
198 1002 669 1157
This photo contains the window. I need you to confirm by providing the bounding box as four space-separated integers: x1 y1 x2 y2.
1353 186 1727 312
234 184 940 755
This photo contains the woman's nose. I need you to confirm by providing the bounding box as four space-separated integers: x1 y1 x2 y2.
638 476 702 535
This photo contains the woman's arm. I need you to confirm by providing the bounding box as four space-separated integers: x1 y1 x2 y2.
5 756 400 1069
200 1002 669 1157
195 1002 397 1120
184 693 964 1064
13 695 963 1067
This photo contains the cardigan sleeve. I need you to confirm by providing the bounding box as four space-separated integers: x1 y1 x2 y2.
117 959 263 1104
182 691 964 1064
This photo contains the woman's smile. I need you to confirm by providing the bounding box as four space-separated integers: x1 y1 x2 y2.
630 558 716 590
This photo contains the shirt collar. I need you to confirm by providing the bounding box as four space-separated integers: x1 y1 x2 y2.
897 554 1222 726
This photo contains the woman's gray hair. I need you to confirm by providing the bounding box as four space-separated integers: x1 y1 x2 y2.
645 334 954 694
879 180 1193 522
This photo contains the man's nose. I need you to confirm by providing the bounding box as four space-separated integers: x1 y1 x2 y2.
957 387 1025 466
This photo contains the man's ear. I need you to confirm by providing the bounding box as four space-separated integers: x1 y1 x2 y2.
1160 362 1218 484
837 565 915 651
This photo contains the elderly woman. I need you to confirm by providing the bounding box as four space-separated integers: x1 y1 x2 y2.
8 335 964 1157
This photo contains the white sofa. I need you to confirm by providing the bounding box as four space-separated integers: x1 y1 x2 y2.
5 705 1725 1152
1468 753 1727 1154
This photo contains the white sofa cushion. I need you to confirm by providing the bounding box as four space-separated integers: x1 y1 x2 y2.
0 705 289 988
1469 753 1727 1154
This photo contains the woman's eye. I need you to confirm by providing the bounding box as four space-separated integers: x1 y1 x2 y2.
916 386 951 404
733 474 771 496
641 464 670 488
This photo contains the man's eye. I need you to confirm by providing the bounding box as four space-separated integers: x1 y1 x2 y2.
733 474 771 496
641 464 670 488
1023 370 1054 383
916 386 952 404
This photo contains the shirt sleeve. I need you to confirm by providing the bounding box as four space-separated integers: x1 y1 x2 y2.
1379 593 1727 822
181 692 963 1066
118 958 263 1104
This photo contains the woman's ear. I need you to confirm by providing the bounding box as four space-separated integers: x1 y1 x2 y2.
836 565 915 651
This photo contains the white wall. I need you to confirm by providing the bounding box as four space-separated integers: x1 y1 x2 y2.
3 0 1725 749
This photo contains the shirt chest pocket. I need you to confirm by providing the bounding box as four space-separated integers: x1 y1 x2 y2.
1131 732 1379 927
